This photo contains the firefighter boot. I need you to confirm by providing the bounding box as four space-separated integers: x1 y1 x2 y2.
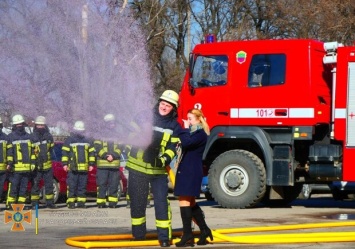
175 207 194 247
192 204 213 245
46 200 58 209
108 202 117 208
31 201 39 210
77 201 87 209
68 202 75 209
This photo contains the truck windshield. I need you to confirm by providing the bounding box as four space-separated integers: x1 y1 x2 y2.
191 55 228 88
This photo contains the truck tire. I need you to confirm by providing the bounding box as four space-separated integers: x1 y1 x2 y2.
331 189 348 200
298 184 312 200
208 150 266 209
39 180 60 204
117 180 123 201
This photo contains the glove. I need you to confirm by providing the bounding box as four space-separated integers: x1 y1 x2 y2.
63 165 69 172
31 164 37 171
7 164 14 172
155 156 167 168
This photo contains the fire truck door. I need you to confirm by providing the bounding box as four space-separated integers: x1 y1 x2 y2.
187 55 230 127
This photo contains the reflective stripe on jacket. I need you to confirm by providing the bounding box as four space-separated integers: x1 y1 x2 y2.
0 133 8 171
126 111 180 175
94 140 121 168
62 134 95 172
32 132 54 170
7 131 35 172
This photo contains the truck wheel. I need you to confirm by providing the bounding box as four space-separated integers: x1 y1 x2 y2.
298 184 312 200
39 180 60 204
117 180 123 201
208 150 266 209
331 189 348 200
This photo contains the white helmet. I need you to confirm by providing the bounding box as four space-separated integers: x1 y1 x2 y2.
104 114 115 122
12 114 25 125
159 90 179 107
73 121 85 131
0 117 2 124
35 116 46 125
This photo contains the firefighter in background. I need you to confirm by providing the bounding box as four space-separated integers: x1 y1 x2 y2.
0 117 9 203
126 90 180 248
62 121 95 209
30 116 57 209
6 114 36 209
94 114 122 209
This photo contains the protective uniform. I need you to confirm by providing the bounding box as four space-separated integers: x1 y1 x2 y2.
62 121 95 209
30 116 57 209
94 114 122 208
126 90 180 247
125 187 152 208
0 117 9 202
6 114 36 209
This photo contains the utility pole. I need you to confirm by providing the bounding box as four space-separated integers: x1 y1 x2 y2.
79 3 89 118
187 3 191 55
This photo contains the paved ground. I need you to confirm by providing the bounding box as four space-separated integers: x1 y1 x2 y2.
1 194 355 249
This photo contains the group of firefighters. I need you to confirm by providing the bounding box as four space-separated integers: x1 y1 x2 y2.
0 112 133 210
0 114 59 209
0 90 212 247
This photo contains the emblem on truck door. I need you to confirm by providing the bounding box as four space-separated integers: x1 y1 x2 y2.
236 51 247 64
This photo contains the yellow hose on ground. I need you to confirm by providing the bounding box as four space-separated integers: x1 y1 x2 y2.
66 166 355 247
66 221 355 248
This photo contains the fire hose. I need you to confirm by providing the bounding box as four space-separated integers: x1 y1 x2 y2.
66 166 355 248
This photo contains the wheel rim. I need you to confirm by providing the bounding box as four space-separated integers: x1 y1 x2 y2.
302 184 311 199
218 164 249 197
40 182 59 203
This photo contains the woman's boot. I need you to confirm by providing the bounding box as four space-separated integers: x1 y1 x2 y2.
191 204 213 245
175 207 194 247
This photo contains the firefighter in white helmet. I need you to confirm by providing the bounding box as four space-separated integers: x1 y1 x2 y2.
93 114 122 208
125 90 180 247
0 117 9 203
6 114 36 209
61 120 96 209
30 116 57 209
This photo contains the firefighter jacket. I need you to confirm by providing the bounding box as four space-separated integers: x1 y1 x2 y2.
32 127 54 171
0 131 9 172
126 108 180 175
61 133 96 172
94 139 122 168
7 128 36 172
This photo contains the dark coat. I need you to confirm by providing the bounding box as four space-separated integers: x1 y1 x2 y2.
174 128 207 197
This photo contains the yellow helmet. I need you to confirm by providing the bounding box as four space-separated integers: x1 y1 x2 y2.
73 121 85 131
35 116 46 125
159 90 179 107
104 114 115 122
12 114 25 125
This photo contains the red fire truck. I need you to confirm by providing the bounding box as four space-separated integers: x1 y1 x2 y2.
178 36 355 208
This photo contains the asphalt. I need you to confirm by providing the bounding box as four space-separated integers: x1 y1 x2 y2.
1 194 355 249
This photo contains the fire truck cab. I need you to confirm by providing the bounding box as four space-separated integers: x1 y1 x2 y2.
178 37 355 208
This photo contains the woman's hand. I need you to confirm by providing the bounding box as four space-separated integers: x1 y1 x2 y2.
182 119 189 128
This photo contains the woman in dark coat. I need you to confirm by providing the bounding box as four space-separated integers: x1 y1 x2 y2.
174 108 213 247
